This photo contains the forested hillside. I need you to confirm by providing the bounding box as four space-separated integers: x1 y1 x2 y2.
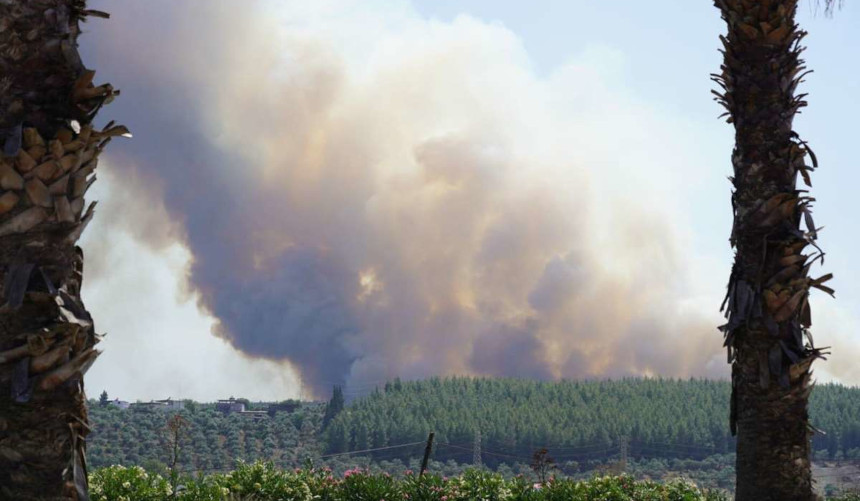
87 378 860 478
325 378 860 462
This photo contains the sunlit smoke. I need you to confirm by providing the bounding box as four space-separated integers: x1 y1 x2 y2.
79 0 748 398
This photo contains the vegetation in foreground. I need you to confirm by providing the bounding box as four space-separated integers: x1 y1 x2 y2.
89 461 860 501
90 461 731 501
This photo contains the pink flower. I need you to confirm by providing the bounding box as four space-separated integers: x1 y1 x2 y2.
533 483 542 490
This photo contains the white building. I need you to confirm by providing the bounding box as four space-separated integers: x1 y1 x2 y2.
216 397 246 413
108 399 130 409
153 398 185 410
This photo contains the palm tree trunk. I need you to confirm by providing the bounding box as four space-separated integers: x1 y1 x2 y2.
713 1 833 500
0 2 124 499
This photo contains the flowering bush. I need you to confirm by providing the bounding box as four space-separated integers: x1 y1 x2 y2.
338 468 401 500
89 465 172 501
443 469 513 500
210 460 314 501
401 471 449 501
90 462 858 500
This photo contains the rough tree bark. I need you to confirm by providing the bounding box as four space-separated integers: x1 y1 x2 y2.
712 1 833 500
0 1 126 499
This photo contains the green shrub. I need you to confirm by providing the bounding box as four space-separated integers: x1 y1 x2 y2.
90 465 172 501
338 468 401 501
400 472 448 501
210 460 314 500
85 463 739 500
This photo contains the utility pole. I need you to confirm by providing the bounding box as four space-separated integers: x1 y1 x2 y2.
473 429 482 468
420 432 435 476
619 436 628 473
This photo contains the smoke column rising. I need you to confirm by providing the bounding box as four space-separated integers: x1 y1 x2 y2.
79 0 733 398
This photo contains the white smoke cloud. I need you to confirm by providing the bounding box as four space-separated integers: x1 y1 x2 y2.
76 0 855 400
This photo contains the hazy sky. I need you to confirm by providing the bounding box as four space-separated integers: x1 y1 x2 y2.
78 1 859 402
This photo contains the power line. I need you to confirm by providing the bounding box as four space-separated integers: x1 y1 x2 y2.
632 444 718 455
440 442 532 462
162 436 761 478
316 441 425 459
553 447 621 460
488 442 610 454
631 440 721 452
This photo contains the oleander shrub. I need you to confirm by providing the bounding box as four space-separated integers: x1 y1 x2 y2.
210 461 314 501
89 465 172 501
90 462 860 500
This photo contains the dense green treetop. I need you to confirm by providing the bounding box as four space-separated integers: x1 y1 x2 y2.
326 377 860 463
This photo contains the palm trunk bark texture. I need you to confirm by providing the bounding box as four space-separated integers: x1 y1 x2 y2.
0 1 125 499
713 1 833 500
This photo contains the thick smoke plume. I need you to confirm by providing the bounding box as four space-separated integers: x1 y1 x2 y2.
80 0 734 398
